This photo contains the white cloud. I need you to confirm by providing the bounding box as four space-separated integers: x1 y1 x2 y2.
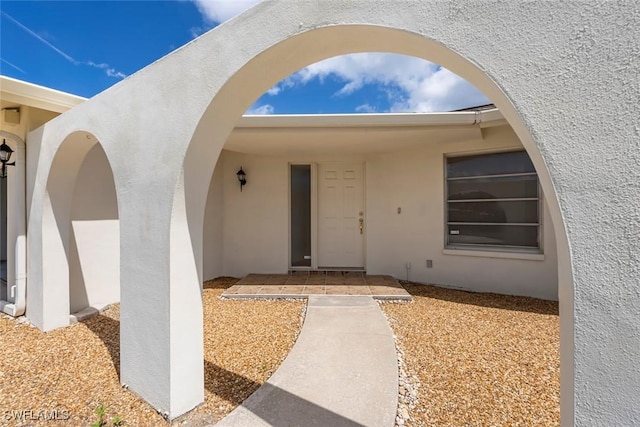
187 4 486 112
355 104 377 113
188 4 486 113
106 68 127 79
87 61 127 80
192 0 262 23
190 26 206 38
266 85 281 96
390 66 488 112
274 53 489 112
246 103 274 115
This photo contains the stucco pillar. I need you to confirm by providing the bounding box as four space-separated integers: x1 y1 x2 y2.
27 134 95 331
118 175 204 420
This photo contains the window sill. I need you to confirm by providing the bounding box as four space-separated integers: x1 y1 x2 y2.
442 248 545 261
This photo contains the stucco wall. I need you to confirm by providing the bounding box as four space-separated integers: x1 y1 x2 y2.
202 156 224 281
0 107 28 143
28 108 59 136
0 106 60 143
220 150 289 276
367 125 557 300
69 143 119 312
204 124 557 300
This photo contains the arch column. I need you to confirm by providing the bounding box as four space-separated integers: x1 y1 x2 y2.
117 148 206 419
25 123 206 418
29 133 96 330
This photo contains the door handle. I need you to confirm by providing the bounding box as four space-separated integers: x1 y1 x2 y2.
359 218 364 234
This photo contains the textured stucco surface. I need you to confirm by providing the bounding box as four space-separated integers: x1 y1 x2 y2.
25 1 640 424
68 143 119 313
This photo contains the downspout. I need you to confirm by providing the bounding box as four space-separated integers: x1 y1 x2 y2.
9 236 26 317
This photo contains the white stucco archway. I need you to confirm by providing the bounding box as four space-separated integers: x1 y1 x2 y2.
25 2 639 424
174 22 575 422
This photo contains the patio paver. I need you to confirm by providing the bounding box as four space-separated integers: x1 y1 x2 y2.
222 273 411 300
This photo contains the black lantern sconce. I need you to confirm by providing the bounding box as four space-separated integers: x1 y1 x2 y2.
236 167 247 191
0 139 15 179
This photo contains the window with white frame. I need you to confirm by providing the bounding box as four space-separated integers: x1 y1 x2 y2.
445 150 541 250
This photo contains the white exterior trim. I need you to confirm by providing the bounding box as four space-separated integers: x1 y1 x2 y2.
0 76 86 113
238 109 502 128
442 248 545 261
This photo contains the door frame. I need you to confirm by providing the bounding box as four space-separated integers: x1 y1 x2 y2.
288 161 366 270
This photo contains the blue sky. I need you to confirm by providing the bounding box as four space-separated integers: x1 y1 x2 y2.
1 0 489 114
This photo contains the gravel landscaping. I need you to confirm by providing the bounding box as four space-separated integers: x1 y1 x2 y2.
381 282 560 427
0 277 304 426
1 278 559 426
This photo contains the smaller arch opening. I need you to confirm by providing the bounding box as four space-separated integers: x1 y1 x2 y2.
43 131 119 326
68 142 119 314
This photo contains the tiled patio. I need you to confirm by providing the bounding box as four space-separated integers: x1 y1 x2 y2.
222 272 411 300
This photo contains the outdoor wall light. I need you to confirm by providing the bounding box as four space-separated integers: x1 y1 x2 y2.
0 139 15 179
237 167 247 191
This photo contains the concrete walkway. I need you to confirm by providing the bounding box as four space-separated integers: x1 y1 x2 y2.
215 296 398 427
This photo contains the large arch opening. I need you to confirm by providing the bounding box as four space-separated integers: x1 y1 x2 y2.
174 24 571 422
41 131 119 329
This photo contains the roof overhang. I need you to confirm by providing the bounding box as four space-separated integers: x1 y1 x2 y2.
237 108 505 129
0 76 86 113
227 109 507 156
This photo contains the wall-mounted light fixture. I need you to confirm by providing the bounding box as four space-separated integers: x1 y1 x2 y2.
0 139 15 179
236 167 247 191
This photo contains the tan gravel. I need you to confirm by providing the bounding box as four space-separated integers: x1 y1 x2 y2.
0 278 560 426
0 277 304 426
380 283 560 427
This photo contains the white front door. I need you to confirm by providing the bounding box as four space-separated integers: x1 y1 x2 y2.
317 163 364 268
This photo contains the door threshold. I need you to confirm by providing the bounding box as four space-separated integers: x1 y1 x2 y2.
288 267 367 275
318 266 366 271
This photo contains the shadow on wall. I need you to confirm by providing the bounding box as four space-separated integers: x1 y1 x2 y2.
68 143 120 314
44 134 120 323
